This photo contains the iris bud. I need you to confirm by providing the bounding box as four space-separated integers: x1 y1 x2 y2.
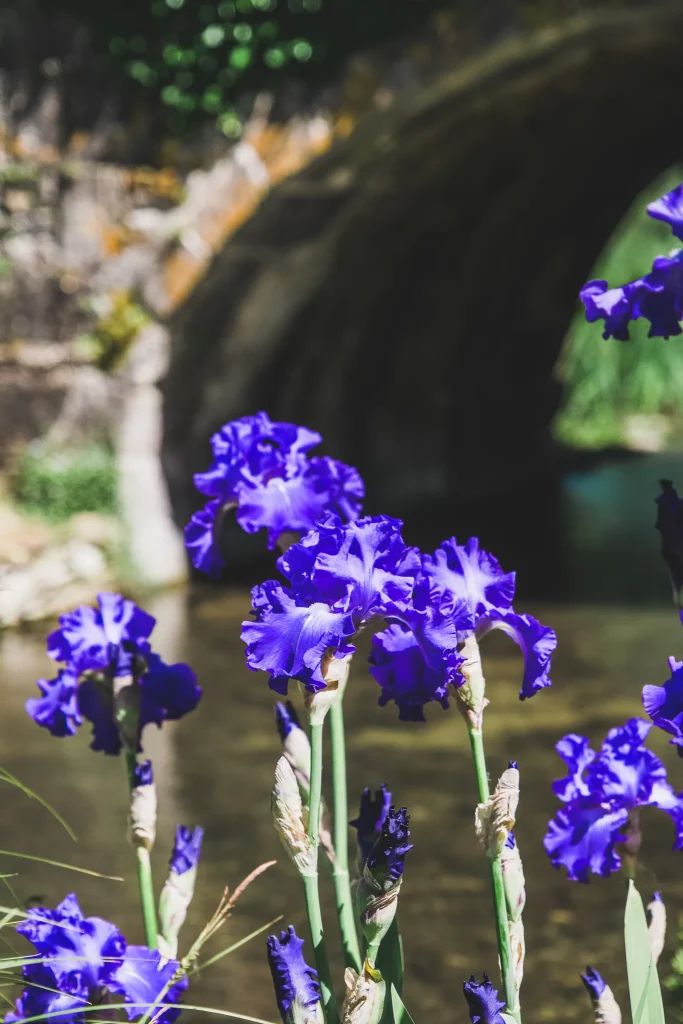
128 760 157 851
475 762 519 859
581 968 622 1024
271 756 316 877
158 824 204 959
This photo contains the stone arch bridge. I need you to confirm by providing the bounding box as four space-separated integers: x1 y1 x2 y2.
163 4 683 550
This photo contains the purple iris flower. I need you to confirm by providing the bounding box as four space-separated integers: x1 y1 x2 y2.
463 974 506 1024
8 894 185 1024
170 825 205 875
185 412 364 575
267 926 320 1024
655 479 683 614
350 784 392 867
643 656 683 753
27 593 201 755
365 806 413 891
581 251 683 340
370 537 556 717
579 181 683 340
543 719 683 882
242 513 419 694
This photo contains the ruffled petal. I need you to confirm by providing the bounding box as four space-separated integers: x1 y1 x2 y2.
6 963 89 1024
140 654 201 730
552 735 597 802
479 611 556 699
267 926 320 1022
370 623 453 722
111 946 187 1024
184 499 228 578
235 474 335 549
647 183 683 241
463 974 506 1024
543 802 629 882
370 591 470 720
643 660 683 748
26 670 83 738
98 593 155 649
77 678 120 756
420 537 516 618
241 581 355 692
304 515 420 619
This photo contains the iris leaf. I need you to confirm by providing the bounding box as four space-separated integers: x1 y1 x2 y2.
624 880 665 1024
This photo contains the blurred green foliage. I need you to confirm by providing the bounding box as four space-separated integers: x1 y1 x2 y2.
13 445 118 522
94 0 446 134
74 292 150 373
554 167 683 449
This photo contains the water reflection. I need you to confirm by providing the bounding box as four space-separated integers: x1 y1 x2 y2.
2 452 683 1024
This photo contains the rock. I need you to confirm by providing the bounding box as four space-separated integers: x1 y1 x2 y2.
65 540 107 580
66 511 119 548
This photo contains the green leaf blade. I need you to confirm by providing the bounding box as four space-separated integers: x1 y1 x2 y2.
624 880 665 1024
390 984 416 1024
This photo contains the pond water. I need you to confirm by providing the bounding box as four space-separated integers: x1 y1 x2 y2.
3 452 683 1024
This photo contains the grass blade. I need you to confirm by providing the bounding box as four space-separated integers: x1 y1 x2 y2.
0 852 122 881
0 770 76 842
187 916 284 978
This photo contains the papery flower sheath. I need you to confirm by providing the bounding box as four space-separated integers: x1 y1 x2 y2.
27 592 201 755
185 412 364 575
267 925 321 1024
544 719 683 882
350 784 392 868
7 893 185 1024
242 513 419 694
463 974 506 1024
371 536 556 717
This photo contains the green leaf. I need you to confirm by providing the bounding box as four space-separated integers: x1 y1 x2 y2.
624 880 665 1024
390 984 416 1024
376 919 404 998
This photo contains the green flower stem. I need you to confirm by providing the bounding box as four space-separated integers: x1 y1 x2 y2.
467 726 520 1023
329 699 362 973
305 722 338 1024
124 749 159 950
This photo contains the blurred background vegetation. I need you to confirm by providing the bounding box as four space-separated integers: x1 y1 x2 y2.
554 166 683 452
